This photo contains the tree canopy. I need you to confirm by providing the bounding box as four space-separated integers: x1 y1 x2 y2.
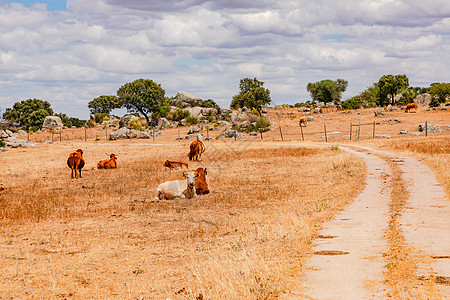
231 77 271 115
116 79 166 124
377 74 409 106
306 79 348 103
3 98 53 130
428 82 450 105
88 95 122 114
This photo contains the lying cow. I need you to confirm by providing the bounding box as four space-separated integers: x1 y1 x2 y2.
194 167 209 195
97 153 117 169
188 140 205 161
164 160 188 170
405 103 418 112
299 117 307 127
155 171 198 200
67 149 85 178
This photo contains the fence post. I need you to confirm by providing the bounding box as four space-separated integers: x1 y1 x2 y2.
425 121 428 137
178 130 180 141
358 123 361 141
324 124 328 142
28 132 30 141
234 130 237 141
260 129 263 140
60 131 62 142
300 125 304 141
207 126 209 140
153 129 155 142
279 127 284 141
350 122 352 141
373 121 376 139
51 131 54 143
106 126 108 141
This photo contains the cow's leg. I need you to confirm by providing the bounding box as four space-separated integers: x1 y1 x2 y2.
71 168 75 178
79 167 82 178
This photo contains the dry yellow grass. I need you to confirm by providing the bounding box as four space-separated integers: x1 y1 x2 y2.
0 139 365 299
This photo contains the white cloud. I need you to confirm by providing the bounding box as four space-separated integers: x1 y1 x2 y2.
0 0 449 118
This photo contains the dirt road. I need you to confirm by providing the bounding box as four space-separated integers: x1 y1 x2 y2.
297 145 450 299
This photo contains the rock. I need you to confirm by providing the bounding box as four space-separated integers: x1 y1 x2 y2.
325 102 335 108
411 132 421 136
298 107 311 112
261 108 268 113
399 129 408 135
170 91 203 108
41 140 55 144
230 112 247 122
0 147 8 152
109 127 130 140
130 129 151 139
188 126 202 134
157 118 171 129
317 102 325 108
202 108 218 116
375 135 392 139
249 131 258 136
224 129 241 138
0 130 10 138
220 109 232 115
42 116 63 130
196 134 203 141
184 107 203 118
5 137 37 148
217 121 230 127
418 123 443 132
306 116 315 122
240 121 249 128
119 115 138 129
314 108 322 114
17 130 27 135
414 93 432 106
374 109 385 116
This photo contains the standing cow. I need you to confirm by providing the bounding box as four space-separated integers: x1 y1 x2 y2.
405 103 418 113
67 149 85 178
188 140 205 161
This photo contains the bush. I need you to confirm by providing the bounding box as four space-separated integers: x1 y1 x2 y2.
85 120 95 128
128 117 143 130
341 97 362 110
185 116 198 125
0 139 5 147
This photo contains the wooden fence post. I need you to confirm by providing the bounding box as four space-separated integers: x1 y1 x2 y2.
153 129 155 142
279 127 284 141
358 123 361 141
373 121 376 139
324 124 328 142
105 127 108 141
350 122 352 141
60 131 62 142
425 121 428 137
260 129 263 140
300 125 304 141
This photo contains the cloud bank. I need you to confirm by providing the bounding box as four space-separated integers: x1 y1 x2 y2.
0 0 449 118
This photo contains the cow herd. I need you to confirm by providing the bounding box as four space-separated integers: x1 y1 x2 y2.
66 139 209 200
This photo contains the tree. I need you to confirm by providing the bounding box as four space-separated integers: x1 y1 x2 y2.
428 82 450 105
116 79 166 124
377 74 409 106
231 77 271 115
3 99 53 130
55 113 86 128
88 95 122 114
306 79 348 103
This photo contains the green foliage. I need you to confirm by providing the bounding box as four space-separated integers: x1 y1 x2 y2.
331 145 339 151
128 117 142 130
233 117 271 133
85 120 95 128
307 79 348 103
231 78 271 115
185 116 198 125
428 82 450 104
341 97 362 110
3 99 53 130
377 74 409 106
88 95 122 114
55 113 86 128
92 113 110 124
0 139 4 147
117 79 166 124
202 99 221 112
399 88 418 105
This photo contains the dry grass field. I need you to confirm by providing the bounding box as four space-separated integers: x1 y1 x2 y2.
0 106 448 299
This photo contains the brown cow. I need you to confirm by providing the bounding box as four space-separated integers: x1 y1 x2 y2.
299 117 307 127
405 103 418 112
67 149 85 178
193 167 209 195
164 160 188 170
97 153 117 169
188 140 205 161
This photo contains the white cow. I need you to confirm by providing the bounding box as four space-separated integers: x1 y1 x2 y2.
155 171 198 200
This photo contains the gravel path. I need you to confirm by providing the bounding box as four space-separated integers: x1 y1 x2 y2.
297 145 450 299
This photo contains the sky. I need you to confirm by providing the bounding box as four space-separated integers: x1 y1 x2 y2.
0 0 449 119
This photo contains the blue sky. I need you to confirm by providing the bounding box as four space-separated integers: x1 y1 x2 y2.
0 0 449 119
5 0 66 10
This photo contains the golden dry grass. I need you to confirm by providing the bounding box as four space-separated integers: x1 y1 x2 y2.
0 140 365 299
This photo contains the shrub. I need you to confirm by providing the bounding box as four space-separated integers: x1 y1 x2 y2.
341 97 362 110
175 109 190 121
128 117 142 130
185 116 198 125
0 139 5 147
85 120 95 128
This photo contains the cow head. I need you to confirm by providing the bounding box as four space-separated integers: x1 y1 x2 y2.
76 149 84 155
110 153 117 159
183 171 198 189
164 160 171 167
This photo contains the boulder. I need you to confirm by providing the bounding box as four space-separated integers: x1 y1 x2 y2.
130 129 151 139
217 121 230 127
109 127 151 140
418 123 443 133
157 118 171 129
0 130 10 138
374 109 385 117
398 129 408 135
184 107 204 118
119 115 138 129
224 129 241 138
202 108 218 116
414 93 432 106
171 91 203 108
188 126 202 134
314 108 322 114
42 116 63 130
249 131 258 136
230 112 247 122
306 116 315 122
5 137 37 148
220 109 232 115
375 135 392 139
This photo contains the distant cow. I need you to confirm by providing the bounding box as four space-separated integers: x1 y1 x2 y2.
405 103 418 112
194 167 209 195
164 160 188 170
299 117 307 127
97 153 117 169
155 171 198 200
188 140 205 161
67 149 85 178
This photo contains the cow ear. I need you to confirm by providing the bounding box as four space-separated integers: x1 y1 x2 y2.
195 172 199 177
204 168 207 175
